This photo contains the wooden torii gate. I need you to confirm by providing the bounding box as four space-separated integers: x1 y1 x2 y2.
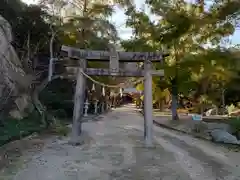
61 45 165 147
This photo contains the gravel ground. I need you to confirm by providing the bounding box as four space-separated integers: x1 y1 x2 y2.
0 104 240 180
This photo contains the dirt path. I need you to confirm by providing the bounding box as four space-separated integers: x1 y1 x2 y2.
0 104 240 180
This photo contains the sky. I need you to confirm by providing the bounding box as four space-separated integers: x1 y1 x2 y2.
22 0 239 45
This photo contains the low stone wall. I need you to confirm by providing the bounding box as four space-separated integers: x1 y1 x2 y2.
138 109 240 145
203 116 230 124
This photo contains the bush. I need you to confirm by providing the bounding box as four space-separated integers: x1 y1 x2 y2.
39 79 74 118
50 122 69 136
0 110 43 146
227 104 236 115
229 117 240 133
51 109 69 121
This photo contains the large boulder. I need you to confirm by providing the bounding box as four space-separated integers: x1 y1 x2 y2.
0 16 26 90
210 129 240 145
0 15 33 119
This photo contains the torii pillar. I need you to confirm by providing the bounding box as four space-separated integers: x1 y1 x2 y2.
144 60 153 147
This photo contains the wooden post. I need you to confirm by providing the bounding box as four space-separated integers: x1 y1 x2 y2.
144 60 153 147
109 44 119 75
70 59 86 145
101 102 105 113
94 100 98 114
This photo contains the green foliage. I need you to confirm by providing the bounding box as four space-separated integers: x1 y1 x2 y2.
52 109 68 120
0 110 43 146
0 0 135 146
227 104 237 115
229 117 240 132
50 121 70 136
122 0 240 115
1 1 53 56
1 0 240 137
39 79 74 118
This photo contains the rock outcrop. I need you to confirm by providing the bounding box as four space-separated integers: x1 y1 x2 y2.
0 15 33 119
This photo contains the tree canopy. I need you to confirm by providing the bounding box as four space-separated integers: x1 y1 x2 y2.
122 0 240 118
1 0 240 122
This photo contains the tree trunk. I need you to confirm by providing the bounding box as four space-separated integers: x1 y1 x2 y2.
172 42 179 120
32 75 61 127
48 31 56 81
159 99 164 112
171 77 179 120
171 94 179 120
